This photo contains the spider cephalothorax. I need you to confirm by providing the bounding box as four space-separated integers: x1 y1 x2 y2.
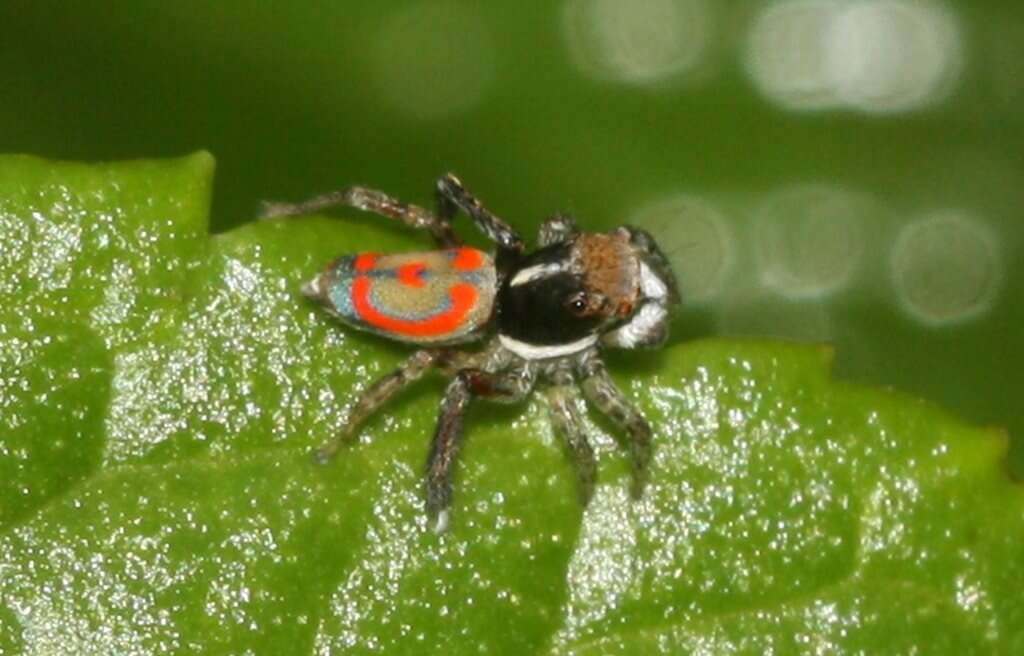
263 174 680 532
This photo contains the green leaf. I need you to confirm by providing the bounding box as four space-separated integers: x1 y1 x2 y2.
0 154 1021 655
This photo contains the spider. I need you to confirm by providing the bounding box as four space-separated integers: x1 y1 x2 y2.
263 174 680 532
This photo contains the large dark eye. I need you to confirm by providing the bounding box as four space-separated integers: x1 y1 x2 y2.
565 292 588 315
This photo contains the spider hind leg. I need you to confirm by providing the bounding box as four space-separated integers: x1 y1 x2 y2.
262 185 460 248
314 349 440 463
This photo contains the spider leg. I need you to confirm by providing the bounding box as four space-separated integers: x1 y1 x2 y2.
545 364 597 507
435 173 525 255
314 349 440 463
427 362 536 532
261 185 460 248
537 213 579 247
577 351 653 499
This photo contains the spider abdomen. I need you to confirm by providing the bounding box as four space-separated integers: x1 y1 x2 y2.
304 247 496 345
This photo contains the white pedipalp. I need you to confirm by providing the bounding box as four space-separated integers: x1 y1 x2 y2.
608 302 667 348
639 261 669 300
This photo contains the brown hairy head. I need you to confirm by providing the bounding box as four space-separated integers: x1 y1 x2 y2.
572 232 641 317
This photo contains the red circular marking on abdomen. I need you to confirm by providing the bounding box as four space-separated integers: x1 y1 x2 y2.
451 247 484 271
354 253 378 272
396 262 427 288
351 277 478 338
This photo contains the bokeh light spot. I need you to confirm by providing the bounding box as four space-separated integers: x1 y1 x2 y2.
372 1 495 119
747 0 963 113
631 194 733 304
891 212 1000 325
754 185 868 299
745 0 844 110
825 0 963 113
563 0 713 85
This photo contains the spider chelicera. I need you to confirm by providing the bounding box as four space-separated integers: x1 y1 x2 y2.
262 174 680 532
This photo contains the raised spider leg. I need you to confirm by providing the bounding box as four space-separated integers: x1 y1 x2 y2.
436 173 525 255
427 362 536 532
261 186 460 248
314 349 440 463
577 350 653 499
538 213 578 247
545 363 597 507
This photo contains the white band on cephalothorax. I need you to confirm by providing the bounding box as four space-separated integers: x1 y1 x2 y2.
499 333 597 360
509 262 565 287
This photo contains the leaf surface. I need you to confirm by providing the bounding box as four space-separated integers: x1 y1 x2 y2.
0 155 1021 655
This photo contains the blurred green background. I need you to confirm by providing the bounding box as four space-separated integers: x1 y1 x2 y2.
1 0 1021 473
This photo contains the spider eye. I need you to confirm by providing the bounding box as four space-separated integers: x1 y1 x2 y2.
566 292 589 315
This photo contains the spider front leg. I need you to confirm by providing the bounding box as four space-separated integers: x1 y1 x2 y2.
538 213 578 247
577 351 653 498
545 365 597 507
314 349 440 463
261 185 460 248
427 362 536 532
